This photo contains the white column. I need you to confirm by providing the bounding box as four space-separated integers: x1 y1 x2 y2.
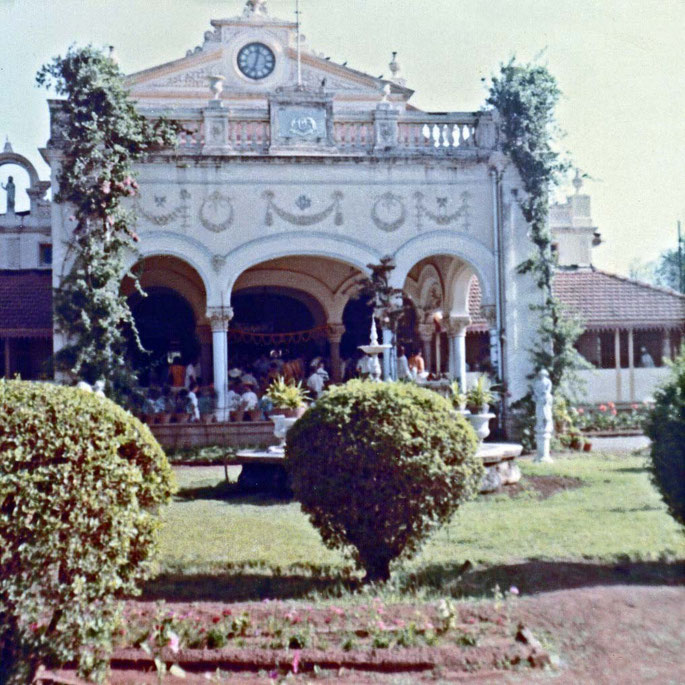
382 327 393 380
614 328 622 403
327 323 345 382
482 305 499 379
207 307 233 421
662 329 672 363
446 316 470 390
417 324 433 373
628 328 635 402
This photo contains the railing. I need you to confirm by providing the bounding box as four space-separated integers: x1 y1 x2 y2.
157 110 493 156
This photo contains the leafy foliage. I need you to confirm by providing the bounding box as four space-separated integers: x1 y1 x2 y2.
487 58 587 439
36 45 180 398
0 380 174 683
285 381 482 582
644 350 685 527
654 248 685 293
264 376 310 409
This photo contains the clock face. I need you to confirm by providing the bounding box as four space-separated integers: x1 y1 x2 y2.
237 42 275 80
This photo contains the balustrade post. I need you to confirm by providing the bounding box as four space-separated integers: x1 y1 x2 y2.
373 103 399 153
202 100 231 154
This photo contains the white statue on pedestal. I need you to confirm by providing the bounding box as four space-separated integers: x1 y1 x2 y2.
533 369 553 463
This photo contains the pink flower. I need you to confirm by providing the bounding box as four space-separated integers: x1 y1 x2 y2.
611 408 617 416
291 650 300 674
509 586 520 596
168 631 180 654
608 401 615 409
29 622 40 633
631 403 639 410
101 180 111 194
577 407 585 415
598 404 607 412
330 606 344 616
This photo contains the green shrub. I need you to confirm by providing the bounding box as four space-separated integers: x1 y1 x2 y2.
0 380 175 684
644 352 685 527
285 380 482 582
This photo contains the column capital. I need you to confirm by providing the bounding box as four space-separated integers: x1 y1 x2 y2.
327 323 346 344
206 306 233 332
417 323 434 342
481 304 497 328
445 315 470 338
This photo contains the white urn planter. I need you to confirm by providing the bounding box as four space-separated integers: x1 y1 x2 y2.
467 412 495 443
269 414 300 452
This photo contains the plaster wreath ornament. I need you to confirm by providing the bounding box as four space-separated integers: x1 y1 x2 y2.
263 190 343 227
134 192 183 226
199 189 234 232
371 192 406 232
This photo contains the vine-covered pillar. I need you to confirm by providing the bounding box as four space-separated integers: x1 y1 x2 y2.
207 306 233 421
327 323 345 383
446 316 470 389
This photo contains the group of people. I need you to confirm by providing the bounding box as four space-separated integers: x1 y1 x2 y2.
139 345 435 424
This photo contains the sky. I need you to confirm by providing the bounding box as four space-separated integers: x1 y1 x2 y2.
0 0 683 276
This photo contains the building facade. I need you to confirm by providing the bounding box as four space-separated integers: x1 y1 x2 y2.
43 1 541 420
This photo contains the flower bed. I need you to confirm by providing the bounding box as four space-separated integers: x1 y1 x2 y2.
571 402 648 434
39 596 549 682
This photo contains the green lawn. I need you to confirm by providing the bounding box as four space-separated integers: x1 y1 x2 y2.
151 452 684 600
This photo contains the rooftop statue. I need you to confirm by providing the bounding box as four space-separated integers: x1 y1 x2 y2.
1 175 15 214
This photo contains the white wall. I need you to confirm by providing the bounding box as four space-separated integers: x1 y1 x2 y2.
578 367 670 404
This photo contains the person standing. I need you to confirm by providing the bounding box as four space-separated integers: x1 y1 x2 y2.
397 345 412 380
168 356 185 388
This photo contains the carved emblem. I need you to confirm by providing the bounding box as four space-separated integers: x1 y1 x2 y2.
263 191 343 227
295 195 312 210
371 192 406 232
199 190 234 233
289 116 318 138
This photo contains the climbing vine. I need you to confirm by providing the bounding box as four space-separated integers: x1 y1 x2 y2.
37 45 180 399
487 58 587 442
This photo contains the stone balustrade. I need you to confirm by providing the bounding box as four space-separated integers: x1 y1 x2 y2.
47 99 498 157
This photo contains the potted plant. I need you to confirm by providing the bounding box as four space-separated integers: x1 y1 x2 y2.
450 379 469 414
466 375 495 414
265 376 310 418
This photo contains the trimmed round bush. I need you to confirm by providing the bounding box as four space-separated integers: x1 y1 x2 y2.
644 352 685 527
285 380 482 582
0 380 174 684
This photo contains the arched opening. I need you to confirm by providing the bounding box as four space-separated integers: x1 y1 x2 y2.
128 288 200 386
403 255 493 384
229 287 328 366
122 255 208 386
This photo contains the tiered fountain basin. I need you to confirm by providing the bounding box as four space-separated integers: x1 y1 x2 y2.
234 440 522 495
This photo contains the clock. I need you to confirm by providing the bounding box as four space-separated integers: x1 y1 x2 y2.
237 42 275 80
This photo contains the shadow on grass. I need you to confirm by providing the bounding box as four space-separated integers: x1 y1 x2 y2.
175 480 291 505
614 466 649 474
141 559 684 603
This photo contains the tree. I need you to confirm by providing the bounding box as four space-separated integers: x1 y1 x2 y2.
654 248 684 293
486 58 587 417
286 381 481 582
36 45 180 399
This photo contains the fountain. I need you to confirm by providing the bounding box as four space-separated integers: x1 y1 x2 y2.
358 317 391 381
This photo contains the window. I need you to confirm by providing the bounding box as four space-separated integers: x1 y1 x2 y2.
39 243 52 267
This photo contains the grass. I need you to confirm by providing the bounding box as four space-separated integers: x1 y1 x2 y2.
151 451 684 601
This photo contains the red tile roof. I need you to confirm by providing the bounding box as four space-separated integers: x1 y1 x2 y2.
553 268 685 330
466 268 685 332
0 270 53 338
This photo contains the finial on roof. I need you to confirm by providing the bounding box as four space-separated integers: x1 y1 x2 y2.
3 136 12 153
389 51 400 78
573 168 583 194
243 0 268 16
108 45 119 65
